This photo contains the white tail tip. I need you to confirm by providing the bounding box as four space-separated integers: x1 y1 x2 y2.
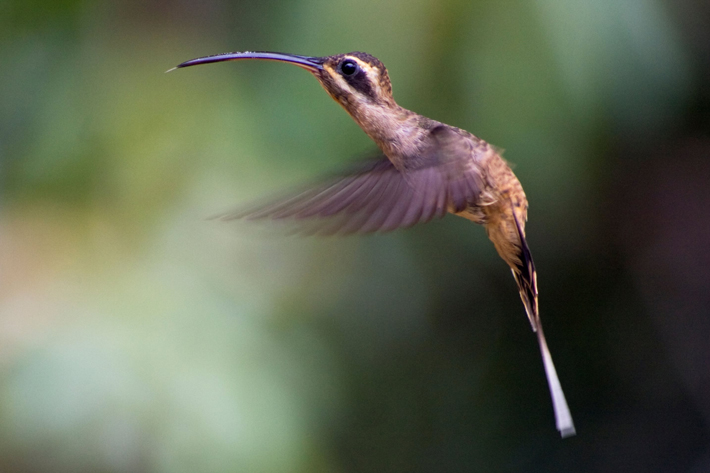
536 324 576 437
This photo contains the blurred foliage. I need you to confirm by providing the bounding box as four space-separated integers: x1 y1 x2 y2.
1 0 709 472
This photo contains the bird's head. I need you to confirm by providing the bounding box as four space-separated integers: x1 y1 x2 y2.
313 52 395 109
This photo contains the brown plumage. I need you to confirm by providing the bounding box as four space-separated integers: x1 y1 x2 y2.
171 51 575 437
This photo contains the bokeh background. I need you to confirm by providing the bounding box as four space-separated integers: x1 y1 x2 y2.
1 0 709 471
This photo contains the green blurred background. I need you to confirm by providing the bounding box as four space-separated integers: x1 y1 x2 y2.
1 0 709 471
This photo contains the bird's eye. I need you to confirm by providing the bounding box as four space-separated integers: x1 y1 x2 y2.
340 60 358 76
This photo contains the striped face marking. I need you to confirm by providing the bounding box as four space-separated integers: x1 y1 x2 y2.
321 54 391 105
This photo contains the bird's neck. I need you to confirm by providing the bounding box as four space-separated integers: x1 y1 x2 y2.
345 102 426 160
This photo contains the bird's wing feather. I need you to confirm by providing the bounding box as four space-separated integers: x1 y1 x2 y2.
214 126 486 235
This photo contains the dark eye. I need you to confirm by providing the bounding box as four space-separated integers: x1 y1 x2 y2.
340 59 358 76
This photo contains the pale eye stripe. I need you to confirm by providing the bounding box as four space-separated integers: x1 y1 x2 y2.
329 58 383 100
325 64 358 96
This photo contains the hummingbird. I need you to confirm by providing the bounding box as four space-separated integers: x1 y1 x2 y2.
170 51 575 437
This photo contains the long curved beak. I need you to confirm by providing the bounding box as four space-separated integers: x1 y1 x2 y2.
167 51 325 73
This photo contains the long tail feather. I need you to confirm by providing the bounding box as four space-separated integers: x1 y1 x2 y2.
511 212 576 438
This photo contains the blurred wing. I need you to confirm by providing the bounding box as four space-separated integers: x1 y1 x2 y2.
215 126 486 235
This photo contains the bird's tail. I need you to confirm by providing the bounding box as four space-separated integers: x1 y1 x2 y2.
511 212 576 438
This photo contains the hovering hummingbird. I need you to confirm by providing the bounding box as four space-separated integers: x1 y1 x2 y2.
169 51 575 437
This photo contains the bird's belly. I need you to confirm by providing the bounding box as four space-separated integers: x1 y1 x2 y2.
452 205 487 225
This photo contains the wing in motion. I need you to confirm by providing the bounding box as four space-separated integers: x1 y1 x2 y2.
215 126 488 235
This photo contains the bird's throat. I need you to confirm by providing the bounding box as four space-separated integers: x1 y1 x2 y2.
346 103 425 160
